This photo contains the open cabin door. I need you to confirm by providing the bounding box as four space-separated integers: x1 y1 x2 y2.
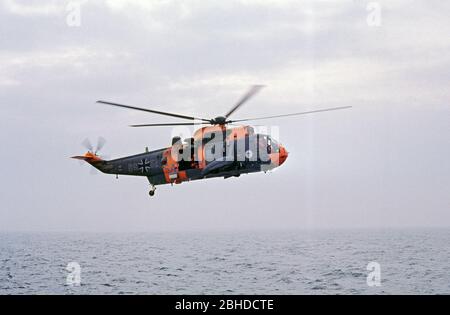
161 141 195 184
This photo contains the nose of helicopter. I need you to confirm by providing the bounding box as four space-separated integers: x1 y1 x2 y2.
279 145 288 165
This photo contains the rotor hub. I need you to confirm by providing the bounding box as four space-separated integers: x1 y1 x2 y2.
211 116 228 125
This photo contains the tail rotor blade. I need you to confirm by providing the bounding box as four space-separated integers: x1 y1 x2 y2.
82 138 94 152
90 166 99 176
96 137 106 154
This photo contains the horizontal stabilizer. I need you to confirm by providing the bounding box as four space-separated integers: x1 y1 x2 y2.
72 156 91 161
71 152 103 163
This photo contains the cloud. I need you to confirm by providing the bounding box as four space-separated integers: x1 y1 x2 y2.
2 0 64 16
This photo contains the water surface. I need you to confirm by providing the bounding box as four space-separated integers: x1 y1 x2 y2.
1 229 449 294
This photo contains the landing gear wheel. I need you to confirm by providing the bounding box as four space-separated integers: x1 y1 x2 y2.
149 185 156 197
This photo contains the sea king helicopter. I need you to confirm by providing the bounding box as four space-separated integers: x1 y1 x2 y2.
72 86 351 196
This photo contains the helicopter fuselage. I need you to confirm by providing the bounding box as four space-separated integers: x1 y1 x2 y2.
75 125 288 189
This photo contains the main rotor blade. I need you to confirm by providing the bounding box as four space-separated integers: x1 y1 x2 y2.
230 106 352 123
224 85 265 119
97 100 211 122
130 122 211 127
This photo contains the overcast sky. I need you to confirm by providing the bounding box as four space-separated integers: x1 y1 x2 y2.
0 0 448 232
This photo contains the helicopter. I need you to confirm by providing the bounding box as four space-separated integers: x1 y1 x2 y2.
72 85 351 196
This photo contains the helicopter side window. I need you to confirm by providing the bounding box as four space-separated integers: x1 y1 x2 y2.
202 132 217 145
267 137 272 154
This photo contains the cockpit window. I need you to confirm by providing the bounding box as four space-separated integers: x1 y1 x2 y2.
265 135 280 154
271 139 280 153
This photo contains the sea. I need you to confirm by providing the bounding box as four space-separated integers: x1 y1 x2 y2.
0 229 449 295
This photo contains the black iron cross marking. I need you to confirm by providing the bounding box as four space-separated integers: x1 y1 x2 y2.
137 159 151 173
